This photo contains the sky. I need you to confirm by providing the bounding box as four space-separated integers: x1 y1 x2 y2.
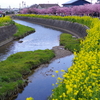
0 0 97 8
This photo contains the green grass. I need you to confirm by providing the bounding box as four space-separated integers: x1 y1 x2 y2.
0 49 55 99
60 33 82 52
14 23 35 39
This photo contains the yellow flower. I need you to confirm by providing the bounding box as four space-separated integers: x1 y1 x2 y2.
72 98 76 100
52 75 55 77
26 97 33 100
74 90 78 95
60 69 65 72
59 95 62 98
52 84 55 86
62 93 66 97
57 77 62 80
95 98 98 100
55 70 59 73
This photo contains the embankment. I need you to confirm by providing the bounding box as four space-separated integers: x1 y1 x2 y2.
0 24 17 47
0 16 88 47
13 16 89 38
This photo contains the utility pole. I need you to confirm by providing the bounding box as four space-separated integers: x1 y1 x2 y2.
19 3 21 9
22 1 24 8
91 0 92 3
24 2 26 8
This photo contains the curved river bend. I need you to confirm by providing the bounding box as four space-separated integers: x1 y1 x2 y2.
0 20 74 100
0 20 62 61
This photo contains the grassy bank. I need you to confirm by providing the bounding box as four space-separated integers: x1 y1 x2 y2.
0 49 55 99
14 23 35 39
60 33 82 53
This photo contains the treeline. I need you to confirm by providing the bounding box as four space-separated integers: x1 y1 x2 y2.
20 4 100 17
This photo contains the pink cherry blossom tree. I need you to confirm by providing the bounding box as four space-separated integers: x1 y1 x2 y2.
0 11 2 14
93 4 100 17
48 6 60 15
19 4 100 17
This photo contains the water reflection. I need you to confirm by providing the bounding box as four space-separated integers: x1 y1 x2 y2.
0 20 62 61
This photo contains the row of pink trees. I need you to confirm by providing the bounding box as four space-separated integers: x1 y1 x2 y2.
0 11 3 14
20 4 100 17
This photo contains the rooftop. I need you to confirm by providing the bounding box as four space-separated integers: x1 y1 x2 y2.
38 4 60 8
62 0 90 5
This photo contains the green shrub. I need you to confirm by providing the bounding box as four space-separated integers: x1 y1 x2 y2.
60 33 82 52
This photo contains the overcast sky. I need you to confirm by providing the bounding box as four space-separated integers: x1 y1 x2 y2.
0 0 97 8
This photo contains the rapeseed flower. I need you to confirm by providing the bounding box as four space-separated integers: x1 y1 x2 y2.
55 70 59 73
26 97 34 100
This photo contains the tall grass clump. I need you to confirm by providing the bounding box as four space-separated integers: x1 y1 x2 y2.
0 49 55 100
0 16 15 26
60 33 82 52
14 23 35 38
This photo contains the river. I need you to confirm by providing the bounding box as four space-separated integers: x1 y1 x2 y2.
0 20 74 100
0 20 61 61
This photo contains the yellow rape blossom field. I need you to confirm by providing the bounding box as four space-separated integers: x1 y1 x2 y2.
50 18 100 99
0 16 14 26
16 14 100 100
26 97 34 100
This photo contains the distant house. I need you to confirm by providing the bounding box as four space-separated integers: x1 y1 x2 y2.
38 4 60 9
62 0 91 7
30 4 38 8
30 4 59 9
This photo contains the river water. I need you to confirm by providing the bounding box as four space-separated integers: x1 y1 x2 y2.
0 20 74 100
0 20 61 61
